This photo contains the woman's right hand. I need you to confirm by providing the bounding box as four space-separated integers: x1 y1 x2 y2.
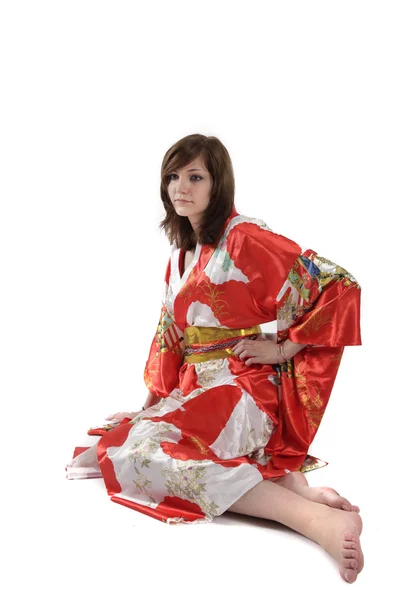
105 411 141 422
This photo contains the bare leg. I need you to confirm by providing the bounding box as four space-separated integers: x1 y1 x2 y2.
272 471 360 512
227 479 364 583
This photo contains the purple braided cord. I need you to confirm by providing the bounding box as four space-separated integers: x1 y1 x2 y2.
184 334 259 356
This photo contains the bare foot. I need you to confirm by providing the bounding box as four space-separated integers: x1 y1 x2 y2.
275 472 360 512
300 486 360 512
321 510 364 583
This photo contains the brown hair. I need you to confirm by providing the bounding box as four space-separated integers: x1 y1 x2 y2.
159 134 235 250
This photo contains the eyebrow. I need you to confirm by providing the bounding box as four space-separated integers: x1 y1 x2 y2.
173 168 205 173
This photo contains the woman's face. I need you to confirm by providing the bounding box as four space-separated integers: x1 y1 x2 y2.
167 156 213 229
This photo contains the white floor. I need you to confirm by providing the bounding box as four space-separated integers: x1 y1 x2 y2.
2 319 396 600
3 421 390 600
58 465 391 600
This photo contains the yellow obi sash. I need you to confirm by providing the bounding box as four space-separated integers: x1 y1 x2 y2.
183 325 262 363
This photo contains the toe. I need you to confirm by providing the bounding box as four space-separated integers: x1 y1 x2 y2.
344 532 358 543
342 549 359 560
358 550 365 574
344 541 358 550
343 568 358 584
336 496 354 511
343 558 358 570
340 495 353 508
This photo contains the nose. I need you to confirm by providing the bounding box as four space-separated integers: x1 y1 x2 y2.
175 175 189 194
176 181 188 194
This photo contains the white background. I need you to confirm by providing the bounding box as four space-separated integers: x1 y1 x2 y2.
1 1 399 598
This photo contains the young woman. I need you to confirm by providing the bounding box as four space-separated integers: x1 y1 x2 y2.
67 134 363 584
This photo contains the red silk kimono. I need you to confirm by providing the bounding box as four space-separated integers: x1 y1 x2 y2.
66 207 361 524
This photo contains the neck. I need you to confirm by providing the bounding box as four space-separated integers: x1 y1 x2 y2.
188 217 201 240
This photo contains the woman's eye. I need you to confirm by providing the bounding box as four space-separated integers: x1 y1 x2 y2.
169 174 202 181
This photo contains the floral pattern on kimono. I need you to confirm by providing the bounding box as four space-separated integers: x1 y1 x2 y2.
66 207 361 524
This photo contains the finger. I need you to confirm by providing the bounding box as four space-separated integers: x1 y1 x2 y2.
232 339 252 351
108 413 123 421
246 355 263 366
264 333 276 342
233 341 260 356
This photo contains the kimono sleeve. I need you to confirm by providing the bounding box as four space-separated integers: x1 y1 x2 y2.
230 222 362 472
276 250 361 346
143 258 184 398
265 249 362 472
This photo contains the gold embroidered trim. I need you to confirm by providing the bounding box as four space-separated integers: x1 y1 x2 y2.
183 325 262 364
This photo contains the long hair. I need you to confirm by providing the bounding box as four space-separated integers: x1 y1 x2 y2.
159 134 235 250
